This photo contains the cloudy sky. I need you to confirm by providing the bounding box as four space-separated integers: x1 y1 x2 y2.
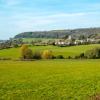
0 0 100 39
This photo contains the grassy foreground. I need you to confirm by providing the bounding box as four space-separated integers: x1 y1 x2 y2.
0 60 100 100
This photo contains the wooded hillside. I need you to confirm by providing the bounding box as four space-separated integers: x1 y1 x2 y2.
14 28 100 39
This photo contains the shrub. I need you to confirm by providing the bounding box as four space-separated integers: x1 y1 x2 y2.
67 56 72 59
0 58 11 60
20 44 33 59
20 44 28 57
76 53 85 59
52 56 56 59
33 51 42 59
74 55 79 59
56 55 64 59
84 48 100 59
24 49 33 59
74 53 85 59
42 50 53 59
79 53 84 58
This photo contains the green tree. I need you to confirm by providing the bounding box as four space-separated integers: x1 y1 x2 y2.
33 51 41 59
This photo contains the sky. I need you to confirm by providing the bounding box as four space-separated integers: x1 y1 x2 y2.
0 0 100 39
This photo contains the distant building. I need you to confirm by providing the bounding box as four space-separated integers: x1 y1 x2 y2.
68 35 72 40
87 38 95 42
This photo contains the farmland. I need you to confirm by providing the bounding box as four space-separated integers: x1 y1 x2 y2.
0 44 100 100
0 60 100 100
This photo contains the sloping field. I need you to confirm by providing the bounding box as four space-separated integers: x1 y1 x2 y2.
0 44 100 59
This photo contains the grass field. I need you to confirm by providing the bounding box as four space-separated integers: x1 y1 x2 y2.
0 44 100 99
0 60 100 100
22 38 57 43
0 44 100 59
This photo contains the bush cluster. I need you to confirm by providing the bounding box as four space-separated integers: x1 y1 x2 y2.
84 48 100 59
74 47 100 59
0 58 11 60
56 55 64 59
42 50 53 59
20 44 54 60
33 51 42 59
20 44 100 60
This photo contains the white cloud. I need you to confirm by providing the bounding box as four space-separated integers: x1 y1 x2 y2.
0 12 97 30
0 11 100 39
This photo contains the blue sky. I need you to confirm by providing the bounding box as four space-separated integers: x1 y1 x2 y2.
0 0 100 39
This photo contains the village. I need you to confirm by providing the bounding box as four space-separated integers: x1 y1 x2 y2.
0 34 100 50
54 35 100 46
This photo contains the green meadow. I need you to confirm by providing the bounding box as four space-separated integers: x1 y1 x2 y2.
22 38 57 43
0 60 100 100
0 44 100 59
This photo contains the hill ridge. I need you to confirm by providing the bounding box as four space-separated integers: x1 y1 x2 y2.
14 27 100 39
